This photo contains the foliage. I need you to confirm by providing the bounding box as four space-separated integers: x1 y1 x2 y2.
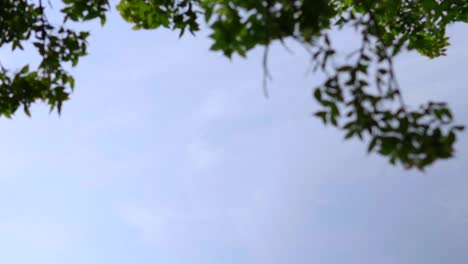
0 0 466 169
0 0 109 115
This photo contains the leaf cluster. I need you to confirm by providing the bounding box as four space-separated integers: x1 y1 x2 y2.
0 0 110 116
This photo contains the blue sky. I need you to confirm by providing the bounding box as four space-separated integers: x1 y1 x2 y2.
0 4 468 264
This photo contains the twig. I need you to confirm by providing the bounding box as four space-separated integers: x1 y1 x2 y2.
262 44 272 98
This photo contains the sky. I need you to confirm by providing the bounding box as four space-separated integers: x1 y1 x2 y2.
0 4 468 264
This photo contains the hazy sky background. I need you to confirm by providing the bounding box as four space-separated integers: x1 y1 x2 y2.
0 4 467 264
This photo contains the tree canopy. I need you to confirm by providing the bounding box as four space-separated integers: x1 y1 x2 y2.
0 0 466 170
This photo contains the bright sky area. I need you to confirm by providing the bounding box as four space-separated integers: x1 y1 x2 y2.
0 4 467 264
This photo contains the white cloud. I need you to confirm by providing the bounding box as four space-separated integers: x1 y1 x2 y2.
116 204 173 243
187 140 219 171
0 222 70 254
